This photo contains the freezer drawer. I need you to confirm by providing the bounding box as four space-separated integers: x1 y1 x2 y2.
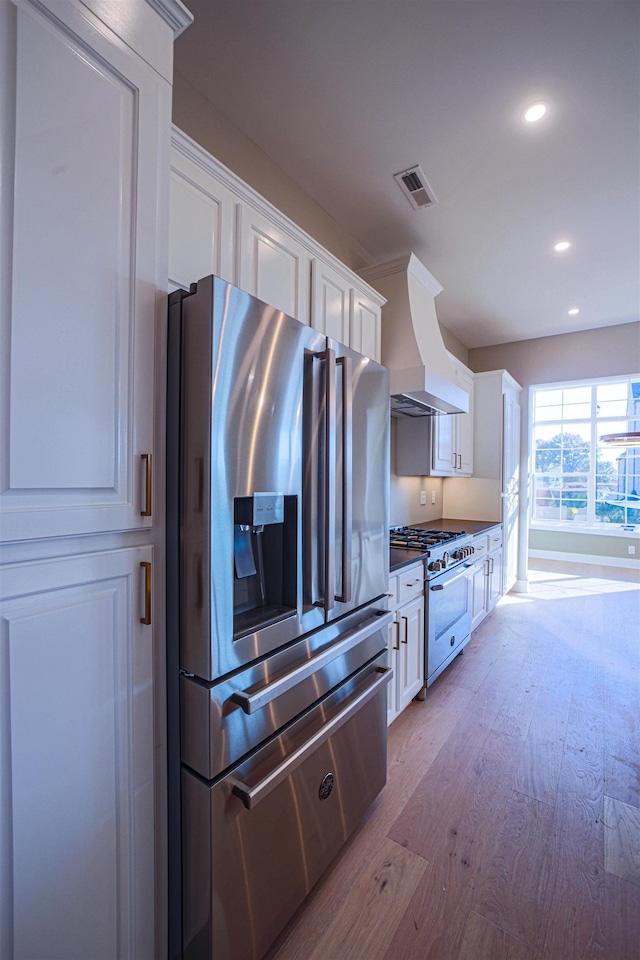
182 651 390 960
181 604 392 779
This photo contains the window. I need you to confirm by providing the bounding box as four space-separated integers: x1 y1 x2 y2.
531 375 640 528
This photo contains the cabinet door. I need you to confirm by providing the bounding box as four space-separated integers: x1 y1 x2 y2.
487 548 503 610
396 595 425 712
1 0 167 542
456 366 474 475
432 415 456 474
470 560 488 631
387 616 401 724
169 135 236 292
0 547 154 960
236 203 311 322
350 288 381 362
311 258 351 343
502 390 521 499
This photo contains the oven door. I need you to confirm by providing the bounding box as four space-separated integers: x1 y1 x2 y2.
426 563 471 685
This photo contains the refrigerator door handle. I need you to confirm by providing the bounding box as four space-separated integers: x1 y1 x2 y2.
228 665 392 809
230 610 393 714
323 347 337 611
336 355 353 603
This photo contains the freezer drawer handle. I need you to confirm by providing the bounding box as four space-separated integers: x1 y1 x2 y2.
230 610 393 714
229 665 392 810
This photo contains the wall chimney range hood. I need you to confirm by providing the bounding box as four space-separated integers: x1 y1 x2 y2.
358 254 469 417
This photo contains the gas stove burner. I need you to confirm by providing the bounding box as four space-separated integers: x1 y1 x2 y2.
390 526 467 550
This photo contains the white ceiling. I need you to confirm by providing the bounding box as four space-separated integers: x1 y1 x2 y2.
174 0 640 349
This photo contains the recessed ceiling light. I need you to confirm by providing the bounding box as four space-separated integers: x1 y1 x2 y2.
523 101 547 123
568 307 580 315
554 240 571 252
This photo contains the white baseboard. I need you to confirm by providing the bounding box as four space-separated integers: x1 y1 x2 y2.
528 549 640 571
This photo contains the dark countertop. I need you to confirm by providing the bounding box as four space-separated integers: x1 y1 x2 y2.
389 518 501 573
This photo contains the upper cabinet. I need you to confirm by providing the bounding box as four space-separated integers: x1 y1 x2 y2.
431 356 474 476
311 258 382 358
396 355 474 477
349 286 382 362
1 0 181 542
169 136 236 292
169 127 384 359
236 203 311 321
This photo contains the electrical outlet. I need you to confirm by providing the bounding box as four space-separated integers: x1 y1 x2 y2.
431 490 436 504
420 490 427 505
629 545 636 555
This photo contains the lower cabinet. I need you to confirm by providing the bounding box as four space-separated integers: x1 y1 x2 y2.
387 562 425 724
469 528 503 631
0 546 155 960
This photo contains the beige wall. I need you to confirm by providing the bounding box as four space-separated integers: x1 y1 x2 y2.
468 321 640 562
172 72 372 272
529 528 638 565
440 324 469 366
468 322 640 386
390 419 444 526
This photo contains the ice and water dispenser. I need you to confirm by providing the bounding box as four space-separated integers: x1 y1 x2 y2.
233 492 297 639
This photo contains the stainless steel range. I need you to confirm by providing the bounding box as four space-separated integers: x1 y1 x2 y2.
390 526 475 689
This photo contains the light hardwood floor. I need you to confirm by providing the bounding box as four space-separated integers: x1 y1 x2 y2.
265 560 640 960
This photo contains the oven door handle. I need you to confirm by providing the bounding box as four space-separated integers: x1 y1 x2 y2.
429 565 469 591
230 610 393 714
228 665 392 810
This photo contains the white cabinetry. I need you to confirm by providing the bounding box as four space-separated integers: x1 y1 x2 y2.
236 202 311 322
0 547 154 960
169 136 236 292
469 527 503 631
349 286 382 361
473 371 520 594
387 563 425 724
311 258 382 357
311 257 351 343
168 128 384 358
1 0 177 542
0 1 189 955
395 356 474 478
431 356 474 476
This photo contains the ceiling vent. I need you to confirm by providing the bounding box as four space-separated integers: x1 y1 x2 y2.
394 165 438 210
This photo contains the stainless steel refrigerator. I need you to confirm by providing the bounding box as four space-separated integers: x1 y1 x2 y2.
167 276 391 960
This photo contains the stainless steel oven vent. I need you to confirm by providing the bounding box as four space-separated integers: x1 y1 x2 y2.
394 165 438 210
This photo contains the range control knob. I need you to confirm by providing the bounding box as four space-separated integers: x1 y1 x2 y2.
451 549 463 560
428 560 442 572
441 551 449 568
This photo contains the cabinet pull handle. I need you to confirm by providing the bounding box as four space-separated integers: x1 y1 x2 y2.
400 616 409 643
458 453 462 469
393 620 400 650
141 454 152 517
140 561 152 625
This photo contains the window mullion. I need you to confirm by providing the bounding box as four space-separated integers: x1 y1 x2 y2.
587 385 597 523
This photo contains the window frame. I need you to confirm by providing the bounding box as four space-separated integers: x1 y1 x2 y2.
529 374 640 534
